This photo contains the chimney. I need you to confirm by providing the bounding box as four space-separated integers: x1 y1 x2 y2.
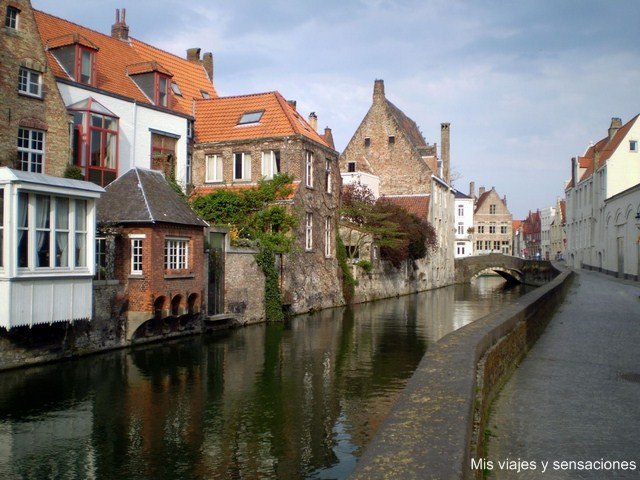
373 79 385 103
323 127 335 149
202 52 214 82
111 8 129 41
608 117 622 140
479 186 486 196
186 48 201 63
571 157 577 188
308 112 318 132
503 195 507 206
287 100 297 111
469 181 475 198
440 122 450 183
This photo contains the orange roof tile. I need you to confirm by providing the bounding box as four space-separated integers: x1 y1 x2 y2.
512 220 522 231
195 92 332 148
379 194 430 221
34 10 215 116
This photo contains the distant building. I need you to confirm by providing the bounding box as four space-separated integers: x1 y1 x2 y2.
454 189 474 257
512 220 524 258
340 79 454 287
522 210 541 259
471 185 513 255
549 198 566 261
540 206 556 260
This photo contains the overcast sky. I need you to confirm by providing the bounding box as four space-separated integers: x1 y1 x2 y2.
32 0 640 218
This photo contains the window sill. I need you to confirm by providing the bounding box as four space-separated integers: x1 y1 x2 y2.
18 92 44 100
164 273 195 279
128 274 145 279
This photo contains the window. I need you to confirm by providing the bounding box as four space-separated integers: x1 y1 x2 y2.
129 70 171 107
477 225 485 234
501 225 508 234
457 223 464 235
305 151 314 188
347 161 356 173
187 120 194 140
95 237 106 280
388 136 395 145
476 241 482 251
171 81 182 96
324 217 332 257
201 90 211 100
165 238 189 270
151 133 177 179
238 110 264 125
186 153 192 185
490 204 496 214
489 225 496 234
493 240 500 250
364 137 370 147
261 150 280 179
5 6 19 29
325 158 332 193
630 140 638 152
484 240 490 250
305 213 313 251
18 67 42 98
233 152 251 181
16 193 89 270
458 205 464 216
206 154 223 182
69 98 119 186
51 44 96 86
457 244 465 255
18 128 44 173
131 237 143 274
0 188 3 268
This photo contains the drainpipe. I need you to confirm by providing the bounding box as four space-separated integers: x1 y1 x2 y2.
132 100 137 169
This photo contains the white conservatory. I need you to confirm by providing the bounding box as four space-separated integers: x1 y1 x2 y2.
0 168 103 329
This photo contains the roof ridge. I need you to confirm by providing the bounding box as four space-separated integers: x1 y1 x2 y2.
194 91 279 103
135 167 155 222
35 9 123 45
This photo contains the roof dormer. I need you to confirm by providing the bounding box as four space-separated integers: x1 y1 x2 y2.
127 61 173 108
47 34 99 86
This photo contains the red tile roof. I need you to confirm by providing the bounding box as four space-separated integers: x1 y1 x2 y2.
512 220 522 231
379 194 430 221
194 92 332 148
34 10 215 116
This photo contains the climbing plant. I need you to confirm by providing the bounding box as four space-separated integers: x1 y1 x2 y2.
191 174 297 321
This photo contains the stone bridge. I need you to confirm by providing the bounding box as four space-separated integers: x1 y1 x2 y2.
454 253 559 285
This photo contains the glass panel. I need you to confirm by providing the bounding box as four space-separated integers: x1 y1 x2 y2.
90 130 102 166
75 233 86 267
36 195 50 267
56 198 69 229
158 76 168 106
104 116 116 131
53 45 75 78
105 133 116 169
81 50 92 84
56 232 68 267
75 200 87 231
91 114 103 128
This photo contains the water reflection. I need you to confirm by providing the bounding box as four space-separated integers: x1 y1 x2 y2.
0 277 526 479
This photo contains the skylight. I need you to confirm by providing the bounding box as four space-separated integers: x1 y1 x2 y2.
238 110 264 125
201 90 211 99
171 81 182 96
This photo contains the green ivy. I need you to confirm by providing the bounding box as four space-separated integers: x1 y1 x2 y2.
255 244 284 322
63 165 84 180
336 235 355 304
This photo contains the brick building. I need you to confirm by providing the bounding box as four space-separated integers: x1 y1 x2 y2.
191 91 343 314
471 185 513 255
340 79 454 287
522 210 541 259
96 168 207 340
33 7 215 187
1 0 71 177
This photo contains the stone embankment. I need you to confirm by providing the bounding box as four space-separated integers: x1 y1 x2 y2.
350 269 573 479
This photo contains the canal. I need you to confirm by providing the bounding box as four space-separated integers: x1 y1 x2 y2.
0 277 530 480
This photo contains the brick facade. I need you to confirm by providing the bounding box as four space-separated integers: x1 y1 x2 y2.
0 0 71 177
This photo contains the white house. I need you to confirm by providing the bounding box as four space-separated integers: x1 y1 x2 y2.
0 168 103 329
540 205 556 260
454 189 474 257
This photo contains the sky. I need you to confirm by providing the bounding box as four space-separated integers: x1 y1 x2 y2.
31 0 640 218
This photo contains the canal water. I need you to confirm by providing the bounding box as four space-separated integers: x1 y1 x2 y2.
0 277 529 480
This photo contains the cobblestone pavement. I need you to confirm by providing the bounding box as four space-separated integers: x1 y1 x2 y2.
487 267 640 479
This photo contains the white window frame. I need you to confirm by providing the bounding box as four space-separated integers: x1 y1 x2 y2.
18 67 42 98
457 223 464 235
129 234 145 275
5 6 19 29
324 216 332 257
17 128 45 173
325 158 332 194
206 154 223 183
165 237 189 270
305 213 313 251
457 205 464 216
261 150 280 179
233 152 251 181
305 151 314 188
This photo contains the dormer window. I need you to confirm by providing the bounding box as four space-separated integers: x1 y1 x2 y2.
5 5 19 29
48 36 98 86
238 110 264 125
127 62 173 108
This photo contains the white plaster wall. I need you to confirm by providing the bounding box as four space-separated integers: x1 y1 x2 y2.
606 122 640 199
454 197 474 257
602 185 640 277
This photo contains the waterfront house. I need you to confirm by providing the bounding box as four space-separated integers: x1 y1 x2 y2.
96 167 208 340
0 167 103 329
33 8 215 188
454 188 474 257
472 185 513 255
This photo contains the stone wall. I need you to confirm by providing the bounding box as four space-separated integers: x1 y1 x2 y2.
351 269 573 479
224 247 266 324
0 0 71 176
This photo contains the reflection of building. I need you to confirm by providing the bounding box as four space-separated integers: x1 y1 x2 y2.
96 168 207 339
34 8 215 187
471 185 513 255
0 168 103 329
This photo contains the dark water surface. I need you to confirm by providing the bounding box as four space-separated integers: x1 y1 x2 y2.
0 277 529 480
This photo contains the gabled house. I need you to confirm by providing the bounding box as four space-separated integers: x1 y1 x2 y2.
471 185 513 255
549 198 566 261
191 91 342 314
565 115 640 277
33 8 216 187
512 220 524 258
454 188 474 257
522 210 541 259
340 79 454 288
96 168 208 340
1 0 71 177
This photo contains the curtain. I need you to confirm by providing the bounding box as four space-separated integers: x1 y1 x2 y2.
17 192 28 267
56 198 69 267
36 195 50 267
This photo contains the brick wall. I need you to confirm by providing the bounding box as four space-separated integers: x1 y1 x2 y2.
0 0 71 176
